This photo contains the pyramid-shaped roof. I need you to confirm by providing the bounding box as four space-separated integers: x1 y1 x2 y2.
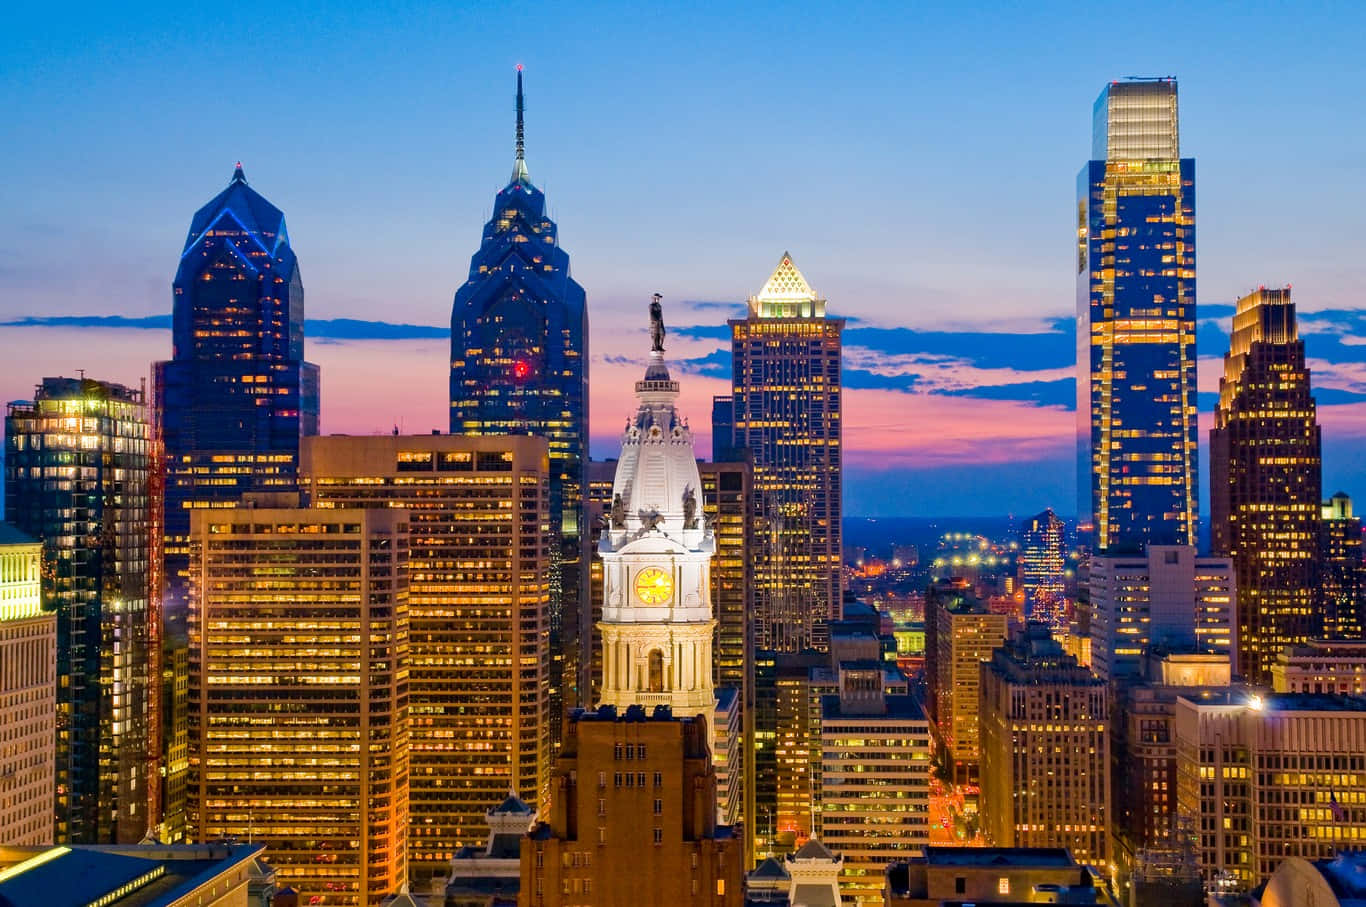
756 252 818 303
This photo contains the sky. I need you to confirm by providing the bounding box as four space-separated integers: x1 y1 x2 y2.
2 0 1365 517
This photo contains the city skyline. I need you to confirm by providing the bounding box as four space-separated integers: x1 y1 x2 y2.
4 1 1366 516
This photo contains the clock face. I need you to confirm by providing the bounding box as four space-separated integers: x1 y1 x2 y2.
634 567 674 605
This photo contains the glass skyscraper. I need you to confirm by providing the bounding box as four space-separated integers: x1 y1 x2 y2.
154 164 319 838
1076 79 1197 553
449 68 589 747
5 376 153 844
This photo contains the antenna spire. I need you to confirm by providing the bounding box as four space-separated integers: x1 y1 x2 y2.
511 64 530 185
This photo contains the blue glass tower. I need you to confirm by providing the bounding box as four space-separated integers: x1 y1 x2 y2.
156 164 320 613
1077 79 1197 553
450 69 589 754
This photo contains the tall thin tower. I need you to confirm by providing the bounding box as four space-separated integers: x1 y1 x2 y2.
729 253 844 652
1077 79 1197 553
450 68 590 747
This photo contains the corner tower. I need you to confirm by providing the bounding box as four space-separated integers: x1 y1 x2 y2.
598 297 717 742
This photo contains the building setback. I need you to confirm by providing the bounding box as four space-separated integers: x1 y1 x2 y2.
300 435 551 877
1210 286 1322 685
5 376 153 844
729 253 844 652
187 502 409 906
1077 78 1198 553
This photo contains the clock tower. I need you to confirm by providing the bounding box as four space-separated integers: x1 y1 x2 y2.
598 297 717 744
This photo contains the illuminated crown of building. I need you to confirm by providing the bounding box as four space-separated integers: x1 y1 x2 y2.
749 251 827 318
597 298 717 741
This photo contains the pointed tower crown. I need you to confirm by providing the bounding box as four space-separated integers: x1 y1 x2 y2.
750 251 826 318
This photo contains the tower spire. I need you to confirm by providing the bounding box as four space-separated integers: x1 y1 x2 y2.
511 64 530 185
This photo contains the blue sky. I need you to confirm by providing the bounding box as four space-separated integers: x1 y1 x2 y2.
1 0 1364 516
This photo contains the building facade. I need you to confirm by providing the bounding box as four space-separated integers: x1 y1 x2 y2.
1086 546 1234 682
300 434 551 877
1320 492 1364 640
818 664 931 906
187 503 410 906
926 580 1008 785
1019 509 1068 628
0 526 56 845
1210 286 1322 684
449 69 589 746
980 624 1110 865
730 253 844 652
5 376 153 844
1077 78 1197 553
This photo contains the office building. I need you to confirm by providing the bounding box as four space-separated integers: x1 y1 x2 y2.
1077 78 1197 553
730 252 844 652
1271 638 1366 694
5 376 153 844
1019 509 1067 628
187 502 409 905
818 664 931 906
0 842 272 907
885 847 1118 906
1174 692 1366 889
300 435 551 876
1321 492 1364 639
1210 286 1322 684
925 578 1007 784
1086 546 1234 682
0 526 56 846
449 69 589 745
980 624 1110 865
519 707 744 907
596 306 717 744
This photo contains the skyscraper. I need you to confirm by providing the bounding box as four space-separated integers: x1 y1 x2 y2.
1210 286 1322 684
300 435 551 878
155 164 319 839
730 253 844 652
187 501 410 906
5 376 153 844
1077 79 1197 553
1320 492 1364 639
1019 508 1067 627
450 68 589 746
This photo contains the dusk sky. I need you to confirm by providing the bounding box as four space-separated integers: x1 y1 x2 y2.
3 1 1365 517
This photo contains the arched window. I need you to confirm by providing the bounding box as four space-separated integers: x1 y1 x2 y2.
648 650 665 693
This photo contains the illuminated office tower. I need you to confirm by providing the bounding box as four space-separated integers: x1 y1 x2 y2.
0 526 56 846
980 624 1110 865
1019 508 1067 627
300 435 550 879
1320 493 1365 638
450 69 589 747
1087 546 1234 681
1210 287 1322 683
730 253 844 651
5 376 152 844
1076 78 1197 553
926 579 1008 785
818 663 931 906
187 503 409 906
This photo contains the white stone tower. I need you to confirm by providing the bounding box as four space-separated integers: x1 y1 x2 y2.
597 296 717 745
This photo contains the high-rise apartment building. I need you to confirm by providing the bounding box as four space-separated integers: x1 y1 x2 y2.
187 502 409 905
1211 286 1322 684
156 164 319 838
1174 691 1366 889
0 526 56 846
1087 546 1234 681
1320 492 1364 639
730 253 844 652
818 663 931 906
980 624 1110 865
1077 78 1197 553
926 579 1008 784
449 69 589 745
5 376 153 844
300 435 551 878
1019 509 1067 627
519 708 744 907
